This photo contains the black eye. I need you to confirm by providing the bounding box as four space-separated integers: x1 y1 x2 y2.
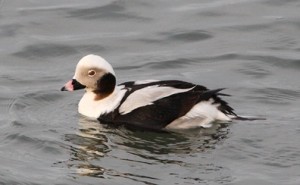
88 70 96 77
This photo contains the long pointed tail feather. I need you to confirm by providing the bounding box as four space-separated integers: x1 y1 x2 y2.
233 115 266 121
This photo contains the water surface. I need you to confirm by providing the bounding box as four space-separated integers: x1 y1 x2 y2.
1 0 300 184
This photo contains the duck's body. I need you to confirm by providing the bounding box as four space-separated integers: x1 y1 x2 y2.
62 54 239 130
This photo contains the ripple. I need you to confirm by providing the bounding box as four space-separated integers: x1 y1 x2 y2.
238 63 271 78
239 54 300 69
165 30 213 42
67 1 151 21
13 43 78 59
250 88 300 105
142 58 194 70
264 147 300 168
4 133 63 154
115 58 195 70
227 23 271 32
135 30 213 45
8 90 68 126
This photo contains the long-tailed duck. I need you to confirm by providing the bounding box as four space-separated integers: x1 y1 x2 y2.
61 54 245 130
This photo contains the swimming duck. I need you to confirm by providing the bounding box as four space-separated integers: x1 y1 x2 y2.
61 54 240 130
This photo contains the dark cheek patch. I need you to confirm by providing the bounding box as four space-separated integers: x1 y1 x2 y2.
93 73 116 100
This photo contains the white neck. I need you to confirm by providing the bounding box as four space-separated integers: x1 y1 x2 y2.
78 86 126 119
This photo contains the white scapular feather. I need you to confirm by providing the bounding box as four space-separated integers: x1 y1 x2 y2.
119 85 194 115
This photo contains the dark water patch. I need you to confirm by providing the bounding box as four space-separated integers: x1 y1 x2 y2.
67 1 151 21
164 30 213 42
0 24 22 37
10 120 26 128
13 43 78 59
135 38 163 44
135 30 213 44
211 53 240 60
198 11 226 17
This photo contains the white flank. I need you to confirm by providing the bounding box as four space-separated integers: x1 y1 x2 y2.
119 85 195 115
78 86 126 118
166 99 231 129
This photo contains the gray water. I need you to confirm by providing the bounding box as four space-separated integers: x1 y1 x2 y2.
1 0 300 184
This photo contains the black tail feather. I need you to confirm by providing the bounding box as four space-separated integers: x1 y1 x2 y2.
233 116 266 121
200 88 225 100
217 93 231 96
200 88 266 121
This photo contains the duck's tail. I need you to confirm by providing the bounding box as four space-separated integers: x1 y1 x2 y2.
232 115 266 121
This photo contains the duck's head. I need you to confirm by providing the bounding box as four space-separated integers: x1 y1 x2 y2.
61 54 116 97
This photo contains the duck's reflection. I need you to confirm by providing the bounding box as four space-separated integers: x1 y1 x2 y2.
66 116 230 179
64 117 109 177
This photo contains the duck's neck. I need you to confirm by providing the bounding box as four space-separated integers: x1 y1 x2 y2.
78 86 126 119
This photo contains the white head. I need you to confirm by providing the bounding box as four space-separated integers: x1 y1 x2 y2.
61 54 117 98
75 54 115 78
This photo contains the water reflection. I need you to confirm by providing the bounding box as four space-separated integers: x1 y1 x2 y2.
111 122 230 155
63 120 103 177
66 116 230 179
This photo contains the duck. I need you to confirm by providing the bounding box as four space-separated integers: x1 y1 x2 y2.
61 54 243 130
